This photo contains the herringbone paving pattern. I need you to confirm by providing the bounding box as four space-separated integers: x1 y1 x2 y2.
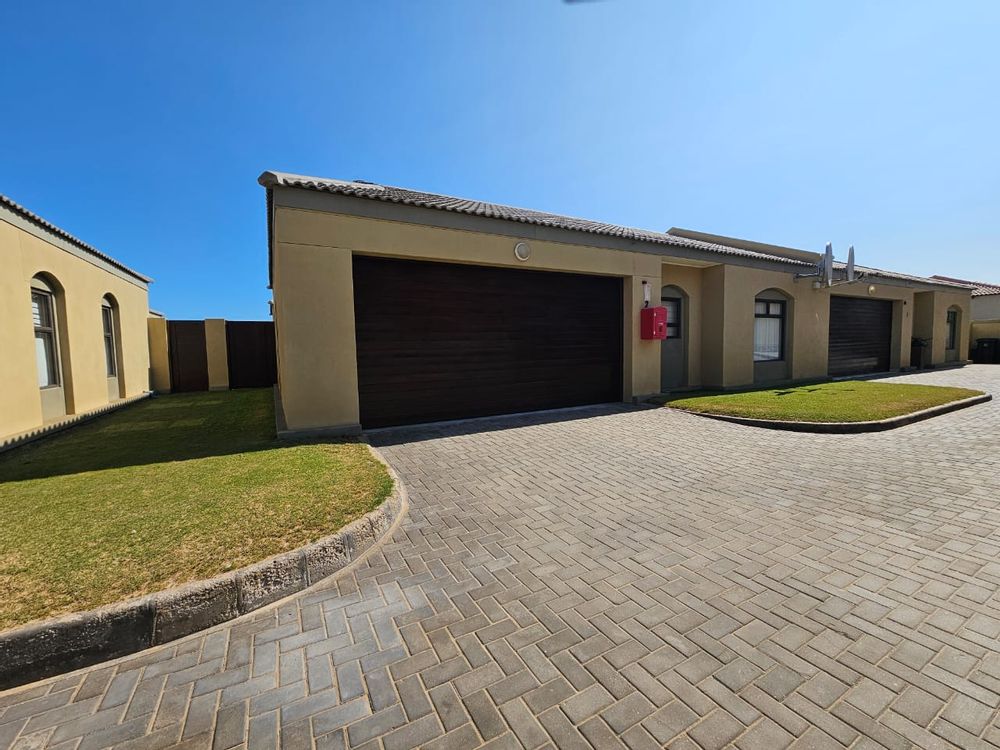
3 366 1000 749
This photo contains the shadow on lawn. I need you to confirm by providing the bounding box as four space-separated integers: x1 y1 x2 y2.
0 390 307 483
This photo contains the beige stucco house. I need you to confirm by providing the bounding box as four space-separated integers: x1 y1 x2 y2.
0 195 152 442
932 276 1000 349
259 171 972 435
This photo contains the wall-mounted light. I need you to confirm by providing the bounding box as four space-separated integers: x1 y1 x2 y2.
514 242 531 261
868 284 877 295
642 280 651 308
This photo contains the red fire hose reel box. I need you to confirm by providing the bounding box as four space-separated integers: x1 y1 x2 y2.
640 306 668 340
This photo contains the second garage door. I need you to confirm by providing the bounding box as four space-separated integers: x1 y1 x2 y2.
353 256 623 428
828 296 893 377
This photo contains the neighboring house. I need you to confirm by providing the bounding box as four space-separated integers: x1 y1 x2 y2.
931 275 1000 347
258 171 972 434
0 196 152 442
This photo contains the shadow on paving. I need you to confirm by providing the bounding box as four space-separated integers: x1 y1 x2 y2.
364 401 651 447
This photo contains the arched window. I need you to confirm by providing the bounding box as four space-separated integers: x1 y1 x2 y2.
754 296 787 362
31 277 62 388
102 296 118 377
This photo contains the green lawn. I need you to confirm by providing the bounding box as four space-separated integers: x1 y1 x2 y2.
664 380 983 423
0 389 392 631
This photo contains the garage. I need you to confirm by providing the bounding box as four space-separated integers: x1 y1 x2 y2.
352 255 623 428
828 296 893 376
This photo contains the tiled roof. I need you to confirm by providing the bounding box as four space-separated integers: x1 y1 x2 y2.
259 171 973 292
931 275 1000 297
840 266 971 290
258 172 812 267
0 194 152 284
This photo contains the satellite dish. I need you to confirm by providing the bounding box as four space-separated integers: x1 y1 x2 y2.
847 245 856 283
823 243 834 287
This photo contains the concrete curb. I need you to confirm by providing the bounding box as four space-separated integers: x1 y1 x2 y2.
669 393 992 433
0 446 408 691
0 392 152 455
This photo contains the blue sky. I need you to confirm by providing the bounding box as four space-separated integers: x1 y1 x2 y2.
3 0 998 318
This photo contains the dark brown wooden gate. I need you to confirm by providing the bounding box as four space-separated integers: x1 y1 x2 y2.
828 296 893 376
225 321 277 389
167 321 209 393
353 256 623 428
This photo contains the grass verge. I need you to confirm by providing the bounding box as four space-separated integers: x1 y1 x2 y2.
664 380 983 423
0 389 392 631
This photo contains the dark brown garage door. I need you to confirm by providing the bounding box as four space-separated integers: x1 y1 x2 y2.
353 256 623 428
828 296 893 377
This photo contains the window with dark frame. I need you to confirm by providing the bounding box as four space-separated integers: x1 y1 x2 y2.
661 296 682 339
754 299 785 362
946 309 958 350
32 290 59 388
102 303 117 377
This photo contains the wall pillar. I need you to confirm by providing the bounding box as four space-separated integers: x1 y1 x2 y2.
272 243 360 434
204 319 230 391
146 316 171 393
623 256 665 400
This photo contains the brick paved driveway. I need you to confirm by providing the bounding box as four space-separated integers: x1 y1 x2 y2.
3 366 1000 750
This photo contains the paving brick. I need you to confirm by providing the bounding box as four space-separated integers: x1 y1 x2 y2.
428 684 469 732
7 368 1000 750
755 665 804 701
734 718 793 750
601 692 655 734
486 670 539 705
687 709 744 750
463 690 505 741
890 686 944 728
346 705 407 747
499 698 549 749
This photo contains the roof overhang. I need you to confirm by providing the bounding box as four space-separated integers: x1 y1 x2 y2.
0 195 152 288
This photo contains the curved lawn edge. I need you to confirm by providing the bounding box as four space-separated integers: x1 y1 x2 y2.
0 445 408 692
669 393 992 433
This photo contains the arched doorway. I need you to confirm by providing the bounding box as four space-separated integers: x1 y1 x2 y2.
660 285 688 391
945 306 962 362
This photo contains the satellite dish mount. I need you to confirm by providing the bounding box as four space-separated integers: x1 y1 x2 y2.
796 242 864 288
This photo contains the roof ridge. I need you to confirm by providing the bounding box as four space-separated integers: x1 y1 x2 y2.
258 171 812 268
0 194 152 284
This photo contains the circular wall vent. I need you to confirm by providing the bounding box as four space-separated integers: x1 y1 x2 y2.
513 242 531 261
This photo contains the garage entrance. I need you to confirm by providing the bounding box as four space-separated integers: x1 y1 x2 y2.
828 296 893 377
352 256 623 428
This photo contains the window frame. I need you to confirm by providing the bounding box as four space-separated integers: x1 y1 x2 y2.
102 302 118 377
946 309 958 351
753 298 786 362
32 288 61 389
661 295 682 340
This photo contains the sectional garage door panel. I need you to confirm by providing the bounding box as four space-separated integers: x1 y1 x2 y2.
828 296 893 377
353 256 623 428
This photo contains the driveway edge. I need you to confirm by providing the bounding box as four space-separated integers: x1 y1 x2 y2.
0 446 408 691
669 393 992 433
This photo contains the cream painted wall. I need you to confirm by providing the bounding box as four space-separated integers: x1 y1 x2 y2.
272 207 670 431
972 295 1000 321
660 264 704 387
273 241 360 432
699 265 726 388
913 290 971 363
271 203 972 431
205 318 230 391
701 266 921 387
971 321 1000 343
147 317 171 393
0 219 150 440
